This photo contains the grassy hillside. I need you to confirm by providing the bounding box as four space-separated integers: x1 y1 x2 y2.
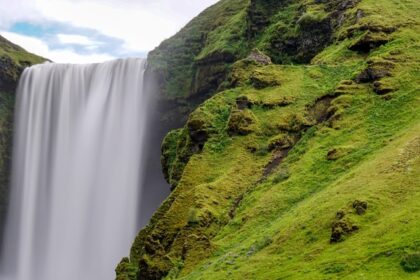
118 0 420 278
0 35 46 238
146 0 366 126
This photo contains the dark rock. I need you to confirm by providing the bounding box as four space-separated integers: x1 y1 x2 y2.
349 32 390 53
373 81 396 95
137 257 169 280
191 51 236 98
308 95 335 124
236 95 252 110
330 220 359 243
330 207 359 243
187 118 209 150
327 149 339 160
0 56 22 92
355 60 395 83
336 210 346 220
245 49 272 65
326 0 360 12
263 148 293 177
352 200 368 215
189 129 208 148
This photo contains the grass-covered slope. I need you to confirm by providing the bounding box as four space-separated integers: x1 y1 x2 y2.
0 35 45 237
117 0 420 278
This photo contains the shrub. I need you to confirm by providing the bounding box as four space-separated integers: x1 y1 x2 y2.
401 253 420 272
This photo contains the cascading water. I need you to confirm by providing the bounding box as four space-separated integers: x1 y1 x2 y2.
0 58 148 280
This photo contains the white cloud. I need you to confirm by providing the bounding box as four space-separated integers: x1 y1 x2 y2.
33 0 184 52
0 31 115 64
0 0 219 52
0 0 219 62
0 0 40 27
57 34 103 46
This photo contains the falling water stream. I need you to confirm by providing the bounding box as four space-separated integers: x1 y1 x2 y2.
0 58 148 280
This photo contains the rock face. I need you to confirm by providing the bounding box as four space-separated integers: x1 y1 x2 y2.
0 35 45 240
245 49 272 65
117 0 420 278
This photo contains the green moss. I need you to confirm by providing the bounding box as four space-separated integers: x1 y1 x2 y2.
121 0 420 278
296 11 329 31
187 208 200 225
115 257 138 280
227 109 257 136
0 35 46 66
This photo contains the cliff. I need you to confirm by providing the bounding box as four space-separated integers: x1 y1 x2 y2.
0 35 45 238
117 0 420 279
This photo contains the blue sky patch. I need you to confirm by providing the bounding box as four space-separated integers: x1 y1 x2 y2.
8 21 147 59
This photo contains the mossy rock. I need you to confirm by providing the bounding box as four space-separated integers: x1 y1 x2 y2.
115 257 138 280
161 129 195 189
276 112 313 132
345 21 397 38
352 200 368 215
187 117 209 148
349 31 391 53
137 254 172 280
330 219 359 243
245 49 272 65
250 69 282 89
268 134 295 151
297 11 329 32
373 80 397 95
227 109 257 136
356 59 395 83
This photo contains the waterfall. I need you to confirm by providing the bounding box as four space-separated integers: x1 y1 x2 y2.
0 58 148 280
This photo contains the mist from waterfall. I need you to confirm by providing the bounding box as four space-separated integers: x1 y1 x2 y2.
0 58 149 280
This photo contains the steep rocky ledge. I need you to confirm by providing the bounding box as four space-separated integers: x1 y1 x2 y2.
118 0 420 279
0 36 45 240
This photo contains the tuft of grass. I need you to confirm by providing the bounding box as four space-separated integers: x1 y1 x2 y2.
401 253 420 273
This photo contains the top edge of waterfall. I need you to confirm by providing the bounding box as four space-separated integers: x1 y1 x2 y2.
27 57 147 69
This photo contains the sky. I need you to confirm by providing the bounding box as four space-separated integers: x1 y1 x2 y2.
0 0 219 63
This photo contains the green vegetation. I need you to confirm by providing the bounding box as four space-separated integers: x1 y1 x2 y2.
401 253 420 273
0 35 45 67
118 0 420 278
147 0 352 125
